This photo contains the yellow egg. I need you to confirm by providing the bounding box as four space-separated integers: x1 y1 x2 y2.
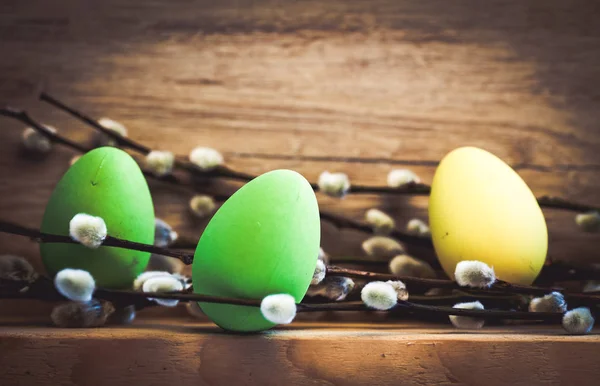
429 147 548 285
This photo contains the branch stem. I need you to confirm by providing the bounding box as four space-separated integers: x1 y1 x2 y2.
1 277 564 322
0 220 194 264
326 265 600 304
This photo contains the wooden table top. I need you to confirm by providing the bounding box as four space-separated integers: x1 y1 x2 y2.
1 318 599 386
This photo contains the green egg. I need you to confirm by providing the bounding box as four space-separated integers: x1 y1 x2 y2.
40 147 155 288
192 169 320 332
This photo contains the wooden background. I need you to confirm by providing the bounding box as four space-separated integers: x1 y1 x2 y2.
1 0 600 290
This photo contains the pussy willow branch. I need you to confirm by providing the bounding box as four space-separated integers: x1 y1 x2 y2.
2 220 599 307
0 220 194 264
0 107 197 193
0 107 88 153
37 91 449 197
322 257 600 285
1 277 564 322
0 106 432 250
37 92 600 213
326 265 600 305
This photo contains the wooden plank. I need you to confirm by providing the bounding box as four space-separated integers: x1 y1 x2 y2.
1 0 600 166
0 319 599 386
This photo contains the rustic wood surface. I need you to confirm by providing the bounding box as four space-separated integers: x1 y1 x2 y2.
0 318 599 386
1 1 600 305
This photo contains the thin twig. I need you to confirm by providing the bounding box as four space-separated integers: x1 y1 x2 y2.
326 265 600 304
2 220 600 306
40 91 256 183
0 107 202 194
1 277 564 322
2 218 600 308
1 107 432 250
0 220 194 264
0 106 89 153
397 301 564 321
36 92 451 196
35 92 600 211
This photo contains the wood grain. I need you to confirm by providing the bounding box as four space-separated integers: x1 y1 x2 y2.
1 1 600 288
1 319 599 386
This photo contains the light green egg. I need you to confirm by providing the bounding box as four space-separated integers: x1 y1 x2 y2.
192 169 320 332
40 147 155 288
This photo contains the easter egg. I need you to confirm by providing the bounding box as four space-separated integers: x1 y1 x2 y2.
40 147 155 288
429 147 547 285
192 169 320 332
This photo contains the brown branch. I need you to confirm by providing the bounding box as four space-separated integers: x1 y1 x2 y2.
40 91 256 183
1 277 565 323
396 301 563 321
326 265 600 305
0 106 90 153
36 93 600 211
537 195 599 213
1 106 433 251
0 107 204 194
36 92 445 196
3 99 597 242
39 92 151 154
350 182 431 196
0 220 194 265
4 219 598 306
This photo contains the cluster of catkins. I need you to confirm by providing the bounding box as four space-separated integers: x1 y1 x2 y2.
0 210 596 334
308 252 594 335
21 117 600 232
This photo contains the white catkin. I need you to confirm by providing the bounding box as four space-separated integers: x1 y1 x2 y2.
317 171 351 198
154 218 179 248
562 307 595 335
96 118 128 147
389 255 436 279
51 300 115 328
306 276 355 301
0 254 38 283
189 195 217 218
386 280 409 301
189 147 224 170
406 218 430 237
69 213 107 249
449 301 485 329
361 281 398 310
311 259 326 285
145 150 175 177
575 211 600 232
69 155 81 166
98 118 128 136
318 247 330 265
529 292 567 313
260 294 297 324
387 169 420 188
133 271 172 290
54 269 96 302
142 275 184 307
454 260 496 288
21 126 56 154
365 209 395 235
362 236 405 260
